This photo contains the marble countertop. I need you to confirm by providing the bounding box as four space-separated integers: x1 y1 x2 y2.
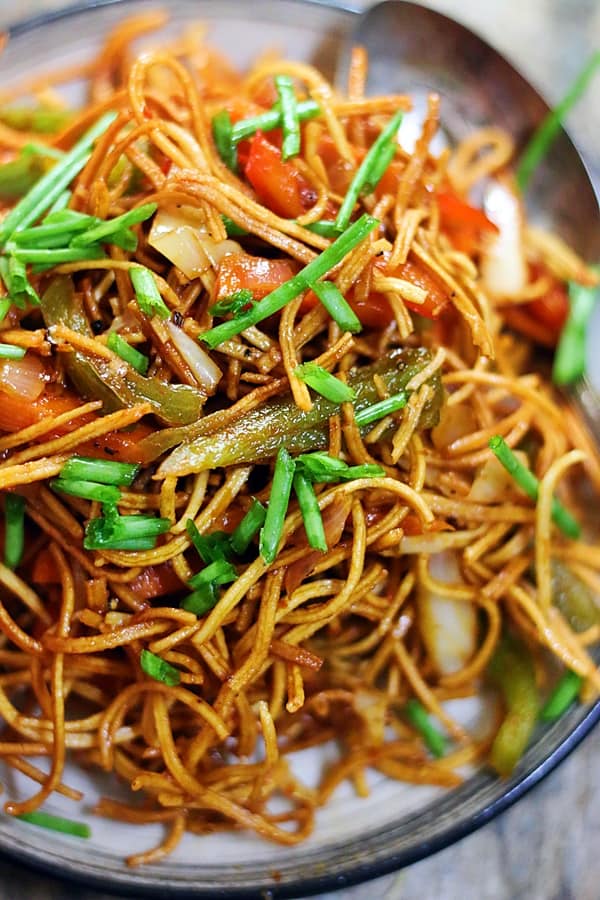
0 2 598 899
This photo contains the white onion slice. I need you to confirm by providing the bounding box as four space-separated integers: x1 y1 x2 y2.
418 551 477 676
481 179 528 297
469 450 528 504
165 320 222 394
0 355 46 401
148 208 242 280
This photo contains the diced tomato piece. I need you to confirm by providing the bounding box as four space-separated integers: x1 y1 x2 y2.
31 548 60 585
128 564 184 601
437 189 498 255
525 279 569 337
244 132 317 218
390 257 450 318
215 253 298 300
349 292 395 328
0 385 151 463
503 265 570 347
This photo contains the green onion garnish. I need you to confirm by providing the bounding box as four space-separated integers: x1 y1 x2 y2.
540 669 583 722
61 456 139 486
186 519 233 563
293 470 327 551
17 810 91 839
201 214 378 348
297 451 384 484
140 649 181 686
107 331 149 375
222 215 248 238
6 254 40 306
212 109 238 172
0 111 116 246
517 51 600 192
335 109 403 231
231 99 320 143
259 447 296 564
488 435 580 539
52 478 120 504
553 278 599 386
209 289 254 318
294 361 355 403
12 215 97 247
354 391 408 428
9 244 105 265
72 202 157 248
0 298 11 323
130 266 170 319
310 280 362 334
0 343 26 359
181 582 220 617
4 493 25 570
46 189 72 216
275 74 301 159
230 498 267 555
303 220 342 238
405 698 447 758
188 558 237 590
84 512 170 551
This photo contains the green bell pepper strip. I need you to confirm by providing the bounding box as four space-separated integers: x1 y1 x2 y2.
41 276 205 427
153 347 444 474
487 633 540 776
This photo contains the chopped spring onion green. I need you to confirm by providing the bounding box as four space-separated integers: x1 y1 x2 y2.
107 331 149 374
0 111 116 246
212 109 238 172
84 511 170 551
186 519 233 563
0 343 26 359
231 98 320 143
275 74 301 159
12 217 98 248
201 214 378 348
304 220 342 239
188 558 237 590
294 361 355 403
0 298 11 323
9 244 105 265
52 478 121 504
140 649 181 686
488 435 581 539
181 582 220 617
405 698 447 758
310 280 362 334
553 278 599 386
209 289 254 318
354 391 408 428
6 254 40 306
259 447 296 564
72 202 157 247
293 470 327 552
230 499 266 555
517 51 600 192
4 493 25 570
61 456 140 486
130 266 170 319
46 189 72 216
17 810 91 839
297 451 384 484
335 109 403 231
540 669 583 721
221 215 248 238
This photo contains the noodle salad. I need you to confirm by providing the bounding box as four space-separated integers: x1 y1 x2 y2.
0 10 597 864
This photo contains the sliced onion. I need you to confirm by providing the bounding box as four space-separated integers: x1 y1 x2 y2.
469 450 528 504
0 355 46 401
418 551 477 676
165 320 222 393
148 207 242 280
481 178 528 297
431 403 478 451
285 495 353 595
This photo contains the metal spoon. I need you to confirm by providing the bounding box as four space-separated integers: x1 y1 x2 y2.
336 0 600 439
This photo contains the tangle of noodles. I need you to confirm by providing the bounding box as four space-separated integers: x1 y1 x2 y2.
0 13 597 865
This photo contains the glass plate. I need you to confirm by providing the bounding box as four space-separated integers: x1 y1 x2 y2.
1 2 599 897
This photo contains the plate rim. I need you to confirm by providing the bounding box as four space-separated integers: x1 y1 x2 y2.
1 1 600 898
